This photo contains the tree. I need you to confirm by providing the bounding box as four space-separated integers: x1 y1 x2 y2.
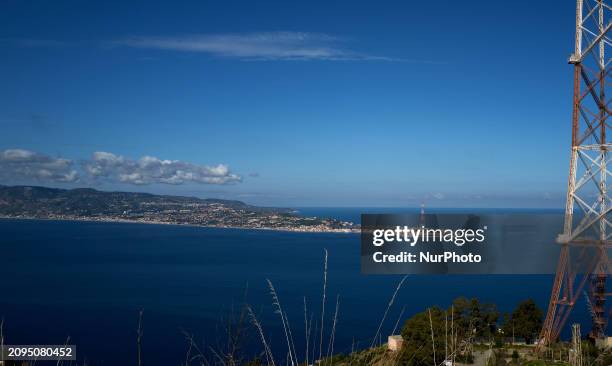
400 307 448 366
479 302 499 339
451 296 471 331
450 297 498 339
503 299 542 344
397 298 502 365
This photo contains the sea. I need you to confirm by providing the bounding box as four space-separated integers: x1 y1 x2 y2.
0 208 591 365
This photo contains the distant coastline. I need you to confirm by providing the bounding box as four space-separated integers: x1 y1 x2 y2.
0 185 358 233
0 214 359 234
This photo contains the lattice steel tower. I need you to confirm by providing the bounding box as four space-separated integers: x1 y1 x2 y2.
540 0 611 346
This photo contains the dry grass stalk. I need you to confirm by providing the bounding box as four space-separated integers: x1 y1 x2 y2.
285 310 298 366
325 295 340 365
391 305 406 336
266 279 296 365
429 308 436 366
137 309 143 366
181 330 211 366
304 297 309 366
246 305 275 366
371 275 408 348
319 248 328 363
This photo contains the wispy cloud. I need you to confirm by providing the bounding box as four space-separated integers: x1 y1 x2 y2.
0 149 242 186
2 32 440 62
111 32 397 61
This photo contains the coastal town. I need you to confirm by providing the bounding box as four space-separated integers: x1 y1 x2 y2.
0 185 357 233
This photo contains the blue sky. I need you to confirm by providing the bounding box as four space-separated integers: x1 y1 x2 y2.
0 0 576 207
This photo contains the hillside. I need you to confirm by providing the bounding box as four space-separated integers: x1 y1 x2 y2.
0 185 355 232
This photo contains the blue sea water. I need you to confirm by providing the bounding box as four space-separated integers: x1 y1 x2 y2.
0 208 589 365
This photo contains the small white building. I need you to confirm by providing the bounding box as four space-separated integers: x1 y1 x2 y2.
388 335 404 351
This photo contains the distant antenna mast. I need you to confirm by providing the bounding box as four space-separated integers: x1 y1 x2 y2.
420 202 426 228
539 0 611 347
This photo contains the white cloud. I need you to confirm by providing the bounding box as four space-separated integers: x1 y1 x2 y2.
82 151 241 185
113 32 394 61
0 149 79 183
430 192 446 200
0 149 241 186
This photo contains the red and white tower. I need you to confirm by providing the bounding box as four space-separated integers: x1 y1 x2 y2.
540 0 611 346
